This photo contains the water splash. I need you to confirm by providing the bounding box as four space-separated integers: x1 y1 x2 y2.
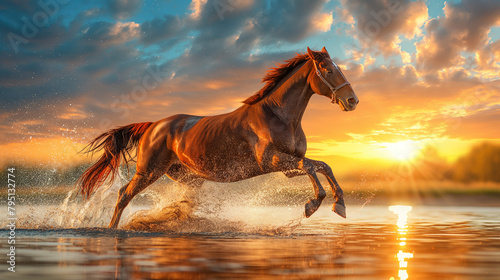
9 173 312 234
56 170 126 228
121 177 306 234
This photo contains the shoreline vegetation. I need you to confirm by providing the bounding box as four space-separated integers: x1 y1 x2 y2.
1 142 499 206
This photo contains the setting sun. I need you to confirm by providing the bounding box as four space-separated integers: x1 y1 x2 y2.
383 141 420 161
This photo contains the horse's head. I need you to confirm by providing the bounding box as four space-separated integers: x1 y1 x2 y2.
307 47 359 111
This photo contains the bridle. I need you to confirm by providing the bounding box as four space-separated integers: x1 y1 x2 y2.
312 59 351 104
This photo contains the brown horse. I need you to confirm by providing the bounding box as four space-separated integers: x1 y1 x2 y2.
77 47 359 229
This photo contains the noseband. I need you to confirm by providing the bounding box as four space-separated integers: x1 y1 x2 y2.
312 60 351 104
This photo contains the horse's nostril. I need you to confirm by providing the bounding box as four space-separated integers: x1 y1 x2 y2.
348 98 356 104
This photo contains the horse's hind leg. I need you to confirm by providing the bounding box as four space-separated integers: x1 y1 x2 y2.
165 163 205 205
109 172 163 228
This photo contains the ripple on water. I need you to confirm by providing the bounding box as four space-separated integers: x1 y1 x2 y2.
1 200 500 279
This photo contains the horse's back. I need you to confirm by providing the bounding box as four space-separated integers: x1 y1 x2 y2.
134 114 203 168
140 114 199 146
170 109 264 182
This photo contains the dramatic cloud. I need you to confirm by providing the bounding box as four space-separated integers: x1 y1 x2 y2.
341 0 428 56
0 0 337 147
188 0 207 19
416 0 500 72
254 0 334 42
474 39 500 80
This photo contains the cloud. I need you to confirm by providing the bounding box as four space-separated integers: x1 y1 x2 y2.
256 0 334 42
475 40 500 69
416 0 500 73
0 0 40 19
169 0 336 77
474 39 500 79
227 0 334 44
0 9 148 122
312 11 334 32
445 107 500 140
313 60 499 145
81 21 140 46
341 0 428 56
189 0 207 20
108 0 143 19
139 15 185 45
1 0 324 145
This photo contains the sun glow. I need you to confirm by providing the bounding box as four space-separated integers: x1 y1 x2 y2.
383 140 420 161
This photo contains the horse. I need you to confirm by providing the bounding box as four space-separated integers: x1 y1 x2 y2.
77 47 359 229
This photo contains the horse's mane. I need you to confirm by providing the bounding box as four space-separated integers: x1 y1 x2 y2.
243 51 328 105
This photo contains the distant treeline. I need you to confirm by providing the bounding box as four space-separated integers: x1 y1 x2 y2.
1 142 499 188
0 163 171 188
449 143 500 183
384 142 500 183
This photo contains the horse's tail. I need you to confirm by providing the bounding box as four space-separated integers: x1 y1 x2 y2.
77 122 153 198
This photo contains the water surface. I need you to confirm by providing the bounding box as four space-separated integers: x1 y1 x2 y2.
1 205 499 279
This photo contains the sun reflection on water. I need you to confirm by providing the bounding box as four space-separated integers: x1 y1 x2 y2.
389 205 414 280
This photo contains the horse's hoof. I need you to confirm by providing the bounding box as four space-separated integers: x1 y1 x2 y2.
305 200 316 218
333 203 346 218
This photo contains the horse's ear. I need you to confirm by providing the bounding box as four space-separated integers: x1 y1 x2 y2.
321 46 331 58
307 47 315 60
307 47 321 61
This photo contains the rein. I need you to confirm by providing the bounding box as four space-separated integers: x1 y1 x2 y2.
312 60 351 104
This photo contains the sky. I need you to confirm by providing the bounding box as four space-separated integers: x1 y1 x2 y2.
0 0 499 175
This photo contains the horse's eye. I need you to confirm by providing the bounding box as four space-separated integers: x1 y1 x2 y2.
327 70 333 74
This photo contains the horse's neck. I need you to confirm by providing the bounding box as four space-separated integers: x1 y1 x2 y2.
261 63 314 129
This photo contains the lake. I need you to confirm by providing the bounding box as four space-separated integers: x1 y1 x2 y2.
1 199 499 279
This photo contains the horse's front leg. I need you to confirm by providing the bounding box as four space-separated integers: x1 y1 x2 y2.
282 159 346 218
307 159 346 218
265 152 326 217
